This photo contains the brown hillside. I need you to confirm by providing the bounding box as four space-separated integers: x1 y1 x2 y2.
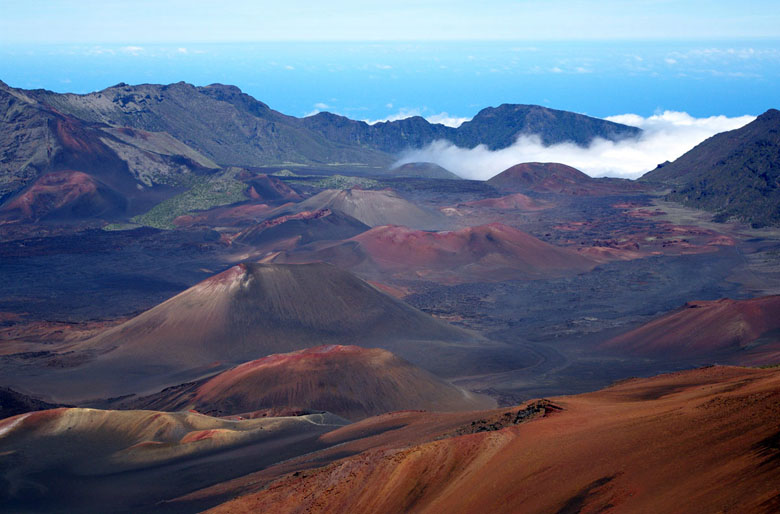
127 345 494 421
602 295 780 364
210 366 780 514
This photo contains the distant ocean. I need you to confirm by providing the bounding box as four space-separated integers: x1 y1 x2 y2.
3 40 778 121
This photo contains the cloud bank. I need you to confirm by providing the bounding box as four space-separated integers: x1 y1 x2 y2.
395 111 755 180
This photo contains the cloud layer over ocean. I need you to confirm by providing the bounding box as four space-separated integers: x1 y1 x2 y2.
395 111 755 179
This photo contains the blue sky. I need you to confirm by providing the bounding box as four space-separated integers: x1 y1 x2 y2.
2 3 779 119
3 41 778 120
2 1 780 43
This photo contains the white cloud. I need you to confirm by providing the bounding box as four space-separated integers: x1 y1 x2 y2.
364 108 422 124
425 112 471 128
120 46 144 56
394 111 755 180
303 102 333 117
177 47 188 54
84 46 115 55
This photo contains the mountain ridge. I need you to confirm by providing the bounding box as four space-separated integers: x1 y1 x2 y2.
3 80 642 170
640 108 780 226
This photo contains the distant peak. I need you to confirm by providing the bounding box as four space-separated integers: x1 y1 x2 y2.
310 111 347 119
496 103 536 110
501 161 588 177
205 83 242 92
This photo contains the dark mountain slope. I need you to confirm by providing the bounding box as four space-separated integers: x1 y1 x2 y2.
9 81 641 169
455 104 641 148
27 82 392 167
301 105 640 153
301 112 454 154
0 386 69 419
641 109 780 226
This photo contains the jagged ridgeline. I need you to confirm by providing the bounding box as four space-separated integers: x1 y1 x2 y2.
0 79 641 186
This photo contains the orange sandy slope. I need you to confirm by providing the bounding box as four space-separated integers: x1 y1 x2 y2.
207 365 780 514
602 296 780 364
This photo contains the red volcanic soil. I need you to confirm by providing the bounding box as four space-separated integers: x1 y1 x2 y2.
208 365 780 514
280 223 596 284
355 223 594 273
602 295 780 364
173 203 274 228
547 204 737 264
131 345 494 421
487 162 644 195
0 170 125 221
235 172 301 203
56 117 106 155
251 209 334 230
460 192 551 211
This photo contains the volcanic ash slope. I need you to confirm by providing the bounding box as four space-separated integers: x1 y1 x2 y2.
270 188 450 230
126 345 495 421
15 262 496 403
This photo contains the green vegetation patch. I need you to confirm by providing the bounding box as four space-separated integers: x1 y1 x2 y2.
132 171 248 229
287 174 381 190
